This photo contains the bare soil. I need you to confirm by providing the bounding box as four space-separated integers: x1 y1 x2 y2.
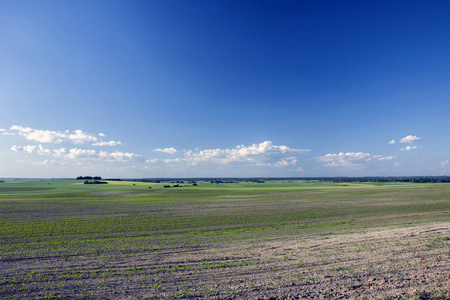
3 223 449 299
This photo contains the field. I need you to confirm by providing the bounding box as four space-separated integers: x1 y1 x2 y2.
0 179 449 299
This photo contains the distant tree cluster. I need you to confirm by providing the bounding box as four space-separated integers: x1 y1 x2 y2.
210 180 236 185
77 176 101 180
162 183 198 188
0 180 4 183
73 176 450 186
138 179 156 183
83 180 108 185
321 176 450 183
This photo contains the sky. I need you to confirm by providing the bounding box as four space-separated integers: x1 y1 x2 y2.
1 0 450 178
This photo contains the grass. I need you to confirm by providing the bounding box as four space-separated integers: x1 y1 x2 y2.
1 180 449 256
0 179 449 298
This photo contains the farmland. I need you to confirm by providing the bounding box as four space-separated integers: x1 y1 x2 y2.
0 180 449 299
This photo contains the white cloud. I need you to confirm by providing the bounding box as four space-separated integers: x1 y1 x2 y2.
154 147 177 154
399 145 418 151
316 152 397 167
441 160 450 167
164 157 184 164
53 148 67 157
3 132 16 135
68 129 98 144
11 144 70 157
37 144 52 155
378 156 396 161
10 144 142 163
65 148 97 159
388 140 396 144
61 148 143 162
399 135 421 144
10 125 99 144
100 151 143 162
11 125 66 143
92 140 122 146
161 141 309 168
11 145 37 154
258 156 299 167
32 159 68 166
10 125 124 147
146 158 158 163
184 141 308 166
316 152 371 167
0 129 5 132
10 125 33 133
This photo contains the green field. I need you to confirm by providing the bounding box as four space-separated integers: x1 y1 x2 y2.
0 180 449 299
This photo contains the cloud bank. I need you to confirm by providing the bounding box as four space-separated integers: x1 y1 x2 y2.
4 124 431 176
316 152 396 167
399 135 421 144
399 146 418 151
92 141 122 146
10 125 120 146
7 127 309 170
162 141 310 168
154 147 177 154
11 144 142 162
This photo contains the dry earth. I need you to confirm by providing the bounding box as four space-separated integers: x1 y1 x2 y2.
2 223 449 299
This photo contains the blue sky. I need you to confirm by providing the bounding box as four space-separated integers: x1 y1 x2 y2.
1 1 450 178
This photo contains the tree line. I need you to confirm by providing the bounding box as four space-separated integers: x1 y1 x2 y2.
76 176 102 180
